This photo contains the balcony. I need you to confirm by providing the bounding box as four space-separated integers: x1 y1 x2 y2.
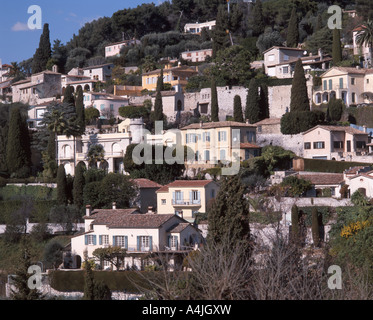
172 199 201 207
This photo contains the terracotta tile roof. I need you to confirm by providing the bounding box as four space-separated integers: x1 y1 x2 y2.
253 118 281 126
297 173 344 185
302 125 368 136
156 180 215 193
240 143 261 149
344 166 371 175
167 223 190 233
133 178 162 189
90 209 176 228
181 121 256 130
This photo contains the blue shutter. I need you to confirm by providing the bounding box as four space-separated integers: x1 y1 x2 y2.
168 236 171 248
125 236 128 249
175 237 179 250
93 235 97 246
137 236 141 251
113 236 116 247
172 192 176 204
181 192 184 202
190 191 193 203
99 235 102 245
149 236 153 251
198 191 201 201
85 235 88 245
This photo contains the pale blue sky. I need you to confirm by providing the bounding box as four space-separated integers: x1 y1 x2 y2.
0 0 158 65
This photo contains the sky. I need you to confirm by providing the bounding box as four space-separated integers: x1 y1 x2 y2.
0 0 159 65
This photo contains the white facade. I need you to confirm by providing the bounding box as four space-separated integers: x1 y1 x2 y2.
84 92 130 118
181 49 213 63
83 64 114 82
105 40 142 58
184 20 216 34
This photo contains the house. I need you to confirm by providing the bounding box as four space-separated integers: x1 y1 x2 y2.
264 46 331 79
295 172 345 197
105 39 141 58
302 125 369 161
0 63 12 82
253 118 282 134
27 101 61 129
113 85 143 97
132 179 163 214
56 118 144 175
352 26 371 67
312 66 373 106
12 71 61 105
184 20 216 34
150 89 185 122
83 92 130 118
83 63 114 82
180 121 260 170
181 49 213 63
142 65 198 92
345 168 373 198
156 180 220 223
70 205 202 270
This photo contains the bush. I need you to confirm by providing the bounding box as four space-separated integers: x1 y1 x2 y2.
302 158 372 173
281 111 320 135
119 105 150 119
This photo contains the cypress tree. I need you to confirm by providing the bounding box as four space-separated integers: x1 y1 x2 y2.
291 205 300 243
64 85 75 106
286 8 299 48
245 78 261 124
250 0 265 37
259 84 269 119
327 98 343 122
211 77 219 122
311 207 320 247
56 164 68 205
32 23 52 74
75 86 86 135
73 163 85 209
207 175 251 252
290 59 310 112
315 14 323 32
6 108 31 177
233 95 244 122
332 28 342 66
153 70 164 122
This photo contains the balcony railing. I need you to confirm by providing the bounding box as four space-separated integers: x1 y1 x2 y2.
172 199 201 206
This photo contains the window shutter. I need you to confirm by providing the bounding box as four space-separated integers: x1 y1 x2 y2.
168 236 171 248
93 235 97 246
149 236 153 251
113 236 116 247
172 192 176 203
198 191 201 201
137 236 141 251
99 235 102 245
125 236 128 250
190 191 193 202
175 237 179 250
85 235 88 246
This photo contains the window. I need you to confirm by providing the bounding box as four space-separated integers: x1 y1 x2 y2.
304 142 311 150
110 104 114 111
138 236 152 251
283 66 289 74
203 132 210 142
205 150 210 161
192 190 200 201
352 92 356 103
211 189 215 198
283 54 289 61
85 235 97 246
333 141 343 149
367 79 370 84
247 131 256 143
313 141 325 149
218 131 227 142
339 78 343 89
99 235 109 245
100 104 105 111
323 80 327 90
169 236 178 249
113 236 128 248
356 141 366 149
329 79 332 90
351 77 355 85
162 199 166 205
220 149 226 160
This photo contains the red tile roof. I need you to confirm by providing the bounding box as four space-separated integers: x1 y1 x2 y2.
133 178 162 189
297 173 344 185
156 180 215 193
181 121 256 130
240 143 261 149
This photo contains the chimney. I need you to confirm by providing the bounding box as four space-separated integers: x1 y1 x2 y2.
363 125 367 133
86 205 92 217
200 121 203 128
246 119 250 125
113 202 117 210
148 206 155 214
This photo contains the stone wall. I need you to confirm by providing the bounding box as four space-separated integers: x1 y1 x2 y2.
256 133 304 157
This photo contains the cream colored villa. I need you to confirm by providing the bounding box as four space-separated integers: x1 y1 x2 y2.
156 180 220 223
70 206 202 270
181 121 260 170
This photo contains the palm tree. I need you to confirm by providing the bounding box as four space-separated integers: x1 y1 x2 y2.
356 20 373 67
8 62 26 84
87 144 106 169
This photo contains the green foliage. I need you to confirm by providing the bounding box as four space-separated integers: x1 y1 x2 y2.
56 165 68 205
302 158 372 173
119 105 151 119
281 176 312 197
291 205 300 242
43 240 64 269
250 0 265 37
75 86 85 134
281 110 321 135
49 205 82 234
212 5 230 58
327 98 343 122
153 71 164 122
311 207 320 247
85 107 100 125
256 30 284 54
73 163 85 209
332 28 342 65
245 78 261 124
351 190 370 207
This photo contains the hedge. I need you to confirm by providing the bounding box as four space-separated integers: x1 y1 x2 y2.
298 206 333 226
0 185 57 201
302 158 372 173
49 271 165 293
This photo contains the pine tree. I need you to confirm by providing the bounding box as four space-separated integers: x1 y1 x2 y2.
207 175 251 252
311 207 320 247
73 162 85 209
153 69 164 122
212 5 230 58
233 95 244 122
290 59 310 112
250 0 265 37
315 14 323 32
286 8 299 48
56 164 68 205
332 28 342 65
75 86 85 135
245 78 261 124
32 24 52 74
211 77 219 122
6 108 31 177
